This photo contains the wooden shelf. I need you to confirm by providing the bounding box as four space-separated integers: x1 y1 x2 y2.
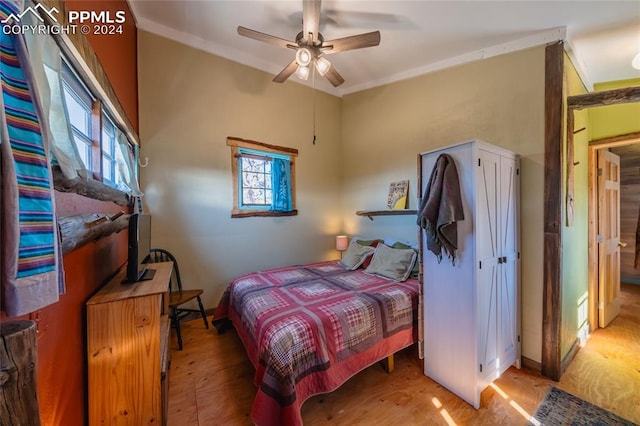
356 209 417 220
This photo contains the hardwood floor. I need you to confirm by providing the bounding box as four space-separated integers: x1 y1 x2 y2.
167 284 640 425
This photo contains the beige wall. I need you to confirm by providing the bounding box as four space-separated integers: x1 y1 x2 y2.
137 31 343 308
341 47 546 362
138 31 547 361
590 79 640 141
561 54 589 359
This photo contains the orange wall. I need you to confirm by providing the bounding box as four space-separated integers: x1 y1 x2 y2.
33 206 128 426
0 1 137 424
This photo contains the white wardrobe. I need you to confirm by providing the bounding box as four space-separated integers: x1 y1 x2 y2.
419 140 520 409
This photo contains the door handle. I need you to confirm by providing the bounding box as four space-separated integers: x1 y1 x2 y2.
618 241 628 248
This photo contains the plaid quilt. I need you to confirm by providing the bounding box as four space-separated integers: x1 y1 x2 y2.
215 261 419 426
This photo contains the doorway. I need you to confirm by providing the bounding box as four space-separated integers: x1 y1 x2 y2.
587 136 640 332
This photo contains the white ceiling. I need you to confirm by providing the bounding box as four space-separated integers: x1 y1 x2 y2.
129 0 640 97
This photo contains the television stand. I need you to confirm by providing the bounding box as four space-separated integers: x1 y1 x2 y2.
140 268 156 281
87 261 172 425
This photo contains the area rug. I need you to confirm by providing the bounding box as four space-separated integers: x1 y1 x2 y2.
529 386 637 425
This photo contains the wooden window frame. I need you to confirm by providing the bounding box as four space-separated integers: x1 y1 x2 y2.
227 137 298 218
90 100 102 180
100 112 120 188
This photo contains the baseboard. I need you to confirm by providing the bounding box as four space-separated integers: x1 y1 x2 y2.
560 338 581 376
521 356 541 373
519 340 580 377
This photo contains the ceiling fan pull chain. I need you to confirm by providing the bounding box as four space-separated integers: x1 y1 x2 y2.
312 68 317 145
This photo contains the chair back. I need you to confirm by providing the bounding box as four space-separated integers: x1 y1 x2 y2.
144 248 183 293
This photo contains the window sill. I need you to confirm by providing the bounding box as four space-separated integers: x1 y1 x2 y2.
231 209 298 218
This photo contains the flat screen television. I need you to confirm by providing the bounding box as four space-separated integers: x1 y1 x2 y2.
122 213 156 284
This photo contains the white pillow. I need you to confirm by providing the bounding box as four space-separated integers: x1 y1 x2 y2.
339 241 376 270
364 243 417 282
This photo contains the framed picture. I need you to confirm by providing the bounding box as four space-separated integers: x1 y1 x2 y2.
387 180 409 209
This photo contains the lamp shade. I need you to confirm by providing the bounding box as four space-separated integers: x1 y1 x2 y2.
315 56 331 76
295 48 312 66
633 52 640 70
336 235 349 251
296 65 310 80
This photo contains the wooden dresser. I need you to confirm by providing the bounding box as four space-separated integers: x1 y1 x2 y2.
86 261 172 425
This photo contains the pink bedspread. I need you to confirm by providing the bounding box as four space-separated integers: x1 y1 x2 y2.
214 261 419 426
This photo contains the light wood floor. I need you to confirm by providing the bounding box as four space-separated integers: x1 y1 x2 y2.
167 284 640 425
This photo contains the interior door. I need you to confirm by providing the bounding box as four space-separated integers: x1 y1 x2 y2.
598 149 621 328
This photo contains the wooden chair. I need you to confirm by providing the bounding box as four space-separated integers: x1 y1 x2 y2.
145 248 209 350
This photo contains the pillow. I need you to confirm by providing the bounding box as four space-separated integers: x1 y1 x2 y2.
339 241 376 270
391 242 420 279
355 239 383 269
355 239 383 247
364 243 417 282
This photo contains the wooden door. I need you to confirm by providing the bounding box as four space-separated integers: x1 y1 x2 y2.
598 150 621 328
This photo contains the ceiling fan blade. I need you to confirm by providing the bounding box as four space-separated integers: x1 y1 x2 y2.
324 65 345 87
302 0 321 44
323 31 381 54
238 26 295 49
273 59 298 83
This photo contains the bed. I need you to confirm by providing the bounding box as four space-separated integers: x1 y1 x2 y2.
214 242 420 426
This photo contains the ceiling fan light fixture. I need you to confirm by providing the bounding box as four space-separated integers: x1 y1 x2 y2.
295 48 312 67
633 52 640 70
315 56 331 76
296 65 310 80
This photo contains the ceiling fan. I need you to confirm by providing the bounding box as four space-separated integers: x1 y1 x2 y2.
237 0 381 87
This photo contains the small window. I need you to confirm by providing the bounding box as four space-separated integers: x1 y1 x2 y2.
227 137 298 218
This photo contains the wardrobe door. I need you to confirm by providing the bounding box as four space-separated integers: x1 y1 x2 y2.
476 149 500 380
498 155 519 369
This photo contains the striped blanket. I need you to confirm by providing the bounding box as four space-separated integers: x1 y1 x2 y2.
215 261 419 426
1 1 63 316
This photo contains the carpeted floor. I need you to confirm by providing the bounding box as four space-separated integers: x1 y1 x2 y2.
530 386 638 426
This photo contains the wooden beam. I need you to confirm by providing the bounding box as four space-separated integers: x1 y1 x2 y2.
567 86 640 110
52 167 130 206
0 321 41 426
231 210 298 218
226 136 299 156
589 132 640 149
636 203 640 269
542 41 564 382
58 213 130 254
